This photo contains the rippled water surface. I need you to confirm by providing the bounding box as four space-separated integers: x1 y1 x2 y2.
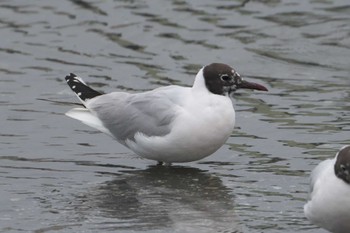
1 0 349 232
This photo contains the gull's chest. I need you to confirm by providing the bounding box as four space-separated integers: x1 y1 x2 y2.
177 95 235 138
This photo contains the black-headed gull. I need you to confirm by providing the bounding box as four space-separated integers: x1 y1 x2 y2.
65 63 267 163
304 145 350 233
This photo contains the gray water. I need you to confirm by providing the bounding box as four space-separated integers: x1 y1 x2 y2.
1 0 349 232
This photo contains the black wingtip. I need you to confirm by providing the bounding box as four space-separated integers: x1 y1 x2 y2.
65 73 78 82
65 73 102 102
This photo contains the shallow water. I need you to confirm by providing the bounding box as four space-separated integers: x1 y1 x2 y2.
1 0 349 232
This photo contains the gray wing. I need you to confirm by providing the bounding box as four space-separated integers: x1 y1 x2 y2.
86 87 185 143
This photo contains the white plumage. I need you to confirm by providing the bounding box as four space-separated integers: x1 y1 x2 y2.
304 145 350 233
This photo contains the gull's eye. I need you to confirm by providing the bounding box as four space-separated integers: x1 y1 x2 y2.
220 74 230 82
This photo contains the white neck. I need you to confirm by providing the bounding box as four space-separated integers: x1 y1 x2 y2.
192 67 208 93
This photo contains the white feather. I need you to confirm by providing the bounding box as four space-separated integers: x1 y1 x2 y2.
65 108 113 137
304 156 350 233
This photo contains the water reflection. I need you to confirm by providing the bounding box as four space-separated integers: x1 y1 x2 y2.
77 166 242 232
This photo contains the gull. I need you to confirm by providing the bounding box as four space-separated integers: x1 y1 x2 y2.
304 145 350 233
64 63 267 163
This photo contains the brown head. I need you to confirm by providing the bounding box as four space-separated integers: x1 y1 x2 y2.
202 63 268 96
334 145 350 184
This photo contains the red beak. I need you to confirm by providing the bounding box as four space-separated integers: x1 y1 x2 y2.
237 80 268 91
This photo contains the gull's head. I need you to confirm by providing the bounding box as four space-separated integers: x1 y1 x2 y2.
334 145 350 184
197 63 268 96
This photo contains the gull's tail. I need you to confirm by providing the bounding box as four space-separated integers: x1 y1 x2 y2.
64 73 113 137
65 73 102 105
